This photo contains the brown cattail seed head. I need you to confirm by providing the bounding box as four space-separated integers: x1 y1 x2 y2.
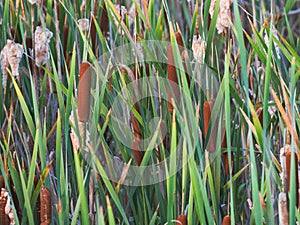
40 187 51 225
167 32 184 114
78 62 92 122
34 26 53 67
203 101 211 138
100 3 109 37
176 214 187 225
222 215 231 225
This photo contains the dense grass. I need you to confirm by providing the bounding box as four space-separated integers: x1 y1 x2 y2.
0 0 300 224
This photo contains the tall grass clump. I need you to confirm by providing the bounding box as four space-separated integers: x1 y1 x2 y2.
0 0 299 224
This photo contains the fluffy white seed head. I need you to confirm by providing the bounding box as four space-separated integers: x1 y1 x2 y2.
0 40 24 87
34 26 53 67
192 35 206 63
78 18 90 32
209 0 232 34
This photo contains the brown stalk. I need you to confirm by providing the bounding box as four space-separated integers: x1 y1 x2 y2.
54 0 62 81
176 214 187 225
78 62 92 122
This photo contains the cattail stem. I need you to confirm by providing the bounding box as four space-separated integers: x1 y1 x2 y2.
54 0 62 81
31 4 39 96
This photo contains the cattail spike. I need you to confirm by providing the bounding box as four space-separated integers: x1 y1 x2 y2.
222 215 231 225
40 187 51 225
167 32 185 114
132 102 143 165
34 26 53 67
203 101 211 139
176 214 187 225
278 192 289 225
209 0 232 34
78 62 92 122
100 2 109 38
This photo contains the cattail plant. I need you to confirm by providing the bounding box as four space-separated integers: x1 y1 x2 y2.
0 45 9 88
90 1 98 53
222 215 231 225
110 4 135 35
34 26 53 66
100 2 109 38
0 188 10 225
78 62 92 122
222 131 234 176
39 187 51 225
0 40 24 87
176 214 187 225
70 109 91 151
192 35 206 63
203 100 221 153
131 90 143 165
70 62 93 151
278 192 288 225
209 0 232 34
0 176 3 189
0 188 15 225
279 130 299 207
203 101 211 139
167 32 184 114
